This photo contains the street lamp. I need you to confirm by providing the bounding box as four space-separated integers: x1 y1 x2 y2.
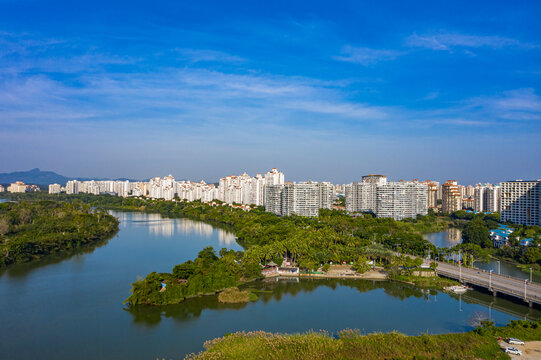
496 260 500 275
524 279 528 300
489 269 493 290
458 249 462 282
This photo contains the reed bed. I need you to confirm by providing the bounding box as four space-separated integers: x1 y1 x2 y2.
185 329 506 359
218 287 258 303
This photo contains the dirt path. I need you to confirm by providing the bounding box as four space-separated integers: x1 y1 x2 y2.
498 340 541 359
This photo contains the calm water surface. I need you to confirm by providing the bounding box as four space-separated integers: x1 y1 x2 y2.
423 228 463 248
0 211 539 359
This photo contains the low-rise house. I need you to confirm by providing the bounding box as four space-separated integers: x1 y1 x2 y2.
489 224 514 248
520 238 533 247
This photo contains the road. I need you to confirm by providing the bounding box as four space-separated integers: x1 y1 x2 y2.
435 261 541 305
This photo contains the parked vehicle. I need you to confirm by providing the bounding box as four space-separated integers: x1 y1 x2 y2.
505 347 522 356
508 338 525 345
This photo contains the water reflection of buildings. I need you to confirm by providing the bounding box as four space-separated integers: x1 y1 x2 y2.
218 231 237 247
113 211 236 242
447 227 462 242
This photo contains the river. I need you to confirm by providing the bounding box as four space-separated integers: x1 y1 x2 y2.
0 211 540 359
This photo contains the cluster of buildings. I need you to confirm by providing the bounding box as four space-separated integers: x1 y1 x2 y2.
2 170 539 228
56 168 288 206
1 181 40 193
345 175 429 220
489 224 535 248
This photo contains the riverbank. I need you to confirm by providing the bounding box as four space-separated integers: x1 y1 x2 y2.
300 269 388 280
186 319 541 360
0 201 119 267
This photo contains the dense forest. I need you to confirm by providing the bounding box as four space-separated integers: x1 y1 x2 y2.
0 200 118 267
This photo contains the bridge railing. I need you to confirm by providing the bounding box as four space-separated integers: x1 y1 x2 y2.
436 268 541 303
435 261 541 288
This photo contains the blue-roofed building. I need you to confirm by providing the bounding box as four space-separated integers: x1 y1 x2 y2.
520 238 533 247
489 224 514 248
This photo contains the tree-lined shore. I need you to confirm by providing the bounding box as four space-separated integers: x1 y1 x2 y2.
0 200 118 267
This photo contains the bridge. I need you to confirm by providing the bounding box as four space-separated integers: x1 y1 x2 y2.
435 261 541 307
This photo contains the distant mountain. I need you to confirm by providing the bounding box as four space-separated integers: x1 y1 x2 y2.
0 168 69 185
0 168 142 185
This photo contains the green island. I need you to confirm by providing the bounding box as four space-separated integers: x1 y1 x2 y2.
185 319 541 360
0 200 119 267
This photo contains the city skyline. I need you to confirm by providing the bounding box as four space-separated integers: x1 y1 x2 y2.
1 1 541 184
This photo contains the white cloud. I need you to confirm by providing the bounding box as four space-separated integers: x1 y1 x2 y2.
406 32 537 51
334 45 403 65
175 48 246 63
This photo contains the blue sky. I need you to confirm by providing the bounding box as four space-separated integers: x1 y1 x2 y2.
0 0 540 184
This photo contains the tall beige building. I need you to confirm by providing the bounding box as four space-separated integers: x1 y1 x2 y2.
442 180 462 213
421 180 439 209
7 181 29 193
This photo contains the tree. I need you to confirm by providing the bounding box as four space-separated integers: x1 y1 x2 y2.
0 218 9 236
457 243 489 264
522 247 541 264
172 261 198 279
322 263 330 273
353 255 370 274
462 220 491 248
299 259 317 271
197 246 218 267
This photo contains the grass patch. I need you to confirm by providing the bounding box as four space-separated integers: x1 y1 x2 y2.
218 287 258 304
393 274 460 290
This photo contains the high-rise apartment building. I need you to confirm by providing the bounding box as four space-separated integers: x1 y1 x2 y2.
265 181 331 217
265 168 285 186
462 198 474 210
66 180 79 194
48 184 61 194
442 180 462 213
317 182 334 210
375 181 428 220
420 180 439 209
474 183 501 213
345 175 387 213
345 175 428 220
500 180 541 226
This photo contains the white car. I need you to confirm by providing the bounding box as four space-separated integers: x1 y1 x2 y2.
508 338 525 345
505 347 522 356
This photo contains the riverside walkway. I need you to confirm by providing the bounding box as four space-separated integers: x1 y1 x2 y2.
435 261 541 306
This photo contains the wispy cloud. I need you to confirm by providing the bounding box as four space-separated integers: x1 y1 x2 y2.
334 45 403 65
466 88 541 121
406 32 537 51
422 92 439 100
175 48 246 63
